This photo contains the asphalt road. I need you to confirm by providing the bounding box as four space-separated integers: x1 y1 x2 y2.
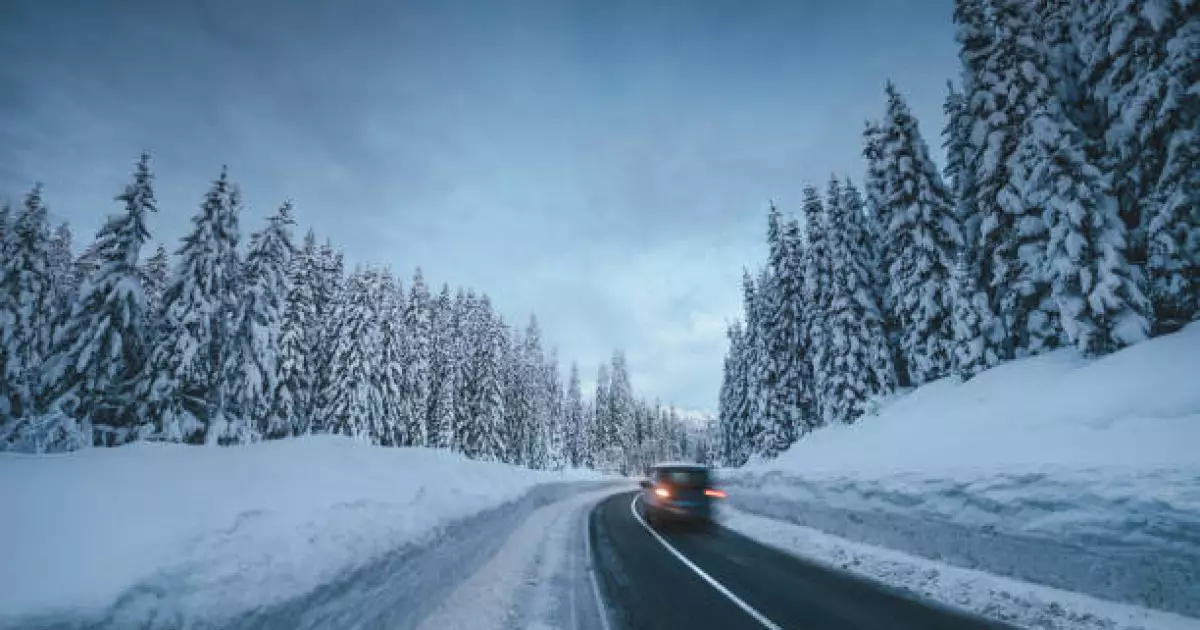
589 490 1015 630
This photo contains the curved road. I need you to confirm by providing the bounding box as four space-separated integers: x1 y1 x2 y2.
589 490 1014 630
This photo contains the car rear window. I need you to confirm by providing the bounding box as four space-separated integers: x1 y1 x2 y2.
658 469 708 486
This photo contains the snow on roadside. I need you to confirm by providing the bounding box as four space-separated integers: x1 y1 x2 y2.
721 323 1200 617
722 507 1200 630
0 435 607 627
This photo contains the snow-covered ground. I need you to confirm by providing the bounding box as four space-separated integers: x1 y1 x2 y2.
720 323 1200 624
0 436 610 629
722 508 1200 630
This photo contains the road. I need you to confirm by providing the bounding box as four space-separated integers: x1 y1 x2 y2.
589 490 1014 630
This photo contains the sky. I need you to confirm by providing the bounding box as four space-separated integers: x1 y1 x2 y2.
0 0 959 414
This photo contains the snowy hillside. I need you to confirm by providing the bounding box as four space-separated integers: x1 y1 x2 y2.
721 323 1200 620
0 436 608 628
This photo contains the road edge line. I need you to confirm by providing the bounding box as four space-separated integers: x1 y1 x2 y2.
585 496 616 630
629 495 782 630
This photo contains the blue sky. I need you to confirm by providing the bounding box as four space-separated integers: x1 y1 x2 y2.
0 0 958 413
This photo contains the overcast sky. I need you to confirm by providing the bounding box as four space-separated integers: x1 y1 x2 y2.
0 0 957 413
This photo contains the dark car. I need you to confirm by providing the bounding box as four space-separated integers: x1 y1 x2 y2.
639 462 725 528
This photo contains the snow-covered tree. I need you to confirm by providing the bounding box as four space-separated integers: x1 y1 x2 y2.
458 295 507 460
606 351 635 474
950 252 995 379
319 267 385 441
222 202 294 441
800 186 831 424
564 361 586 467
1081 0 1198 329
2 185 55 418
307 239 344 431
142 169 241 443
427 284 458 449
140 244 170 324
376 269 406 445
543 349 567 470
820 179 896 423
43 154 157 439
48 222 76 336
401 268 432 446
876 82 962 384
757 203 807 456
275 231 316 435
954 0 1022 361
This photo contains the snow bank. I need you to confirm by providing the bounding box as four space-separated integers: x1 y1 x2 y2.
722 323 1200 618
723 507 1200 630
0 435 606 627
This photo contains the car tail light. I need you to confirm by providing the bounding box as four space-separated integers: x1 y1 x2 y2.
704 488 727 499
654 486 670 498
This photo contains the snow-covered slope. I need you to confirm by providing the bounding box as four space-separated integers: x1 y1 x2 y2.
0 436 606 628
722 324 1200 620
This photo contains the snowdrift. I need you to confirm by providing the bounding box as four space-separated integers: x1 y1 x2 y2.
722 323 1200 617
0 436 606 627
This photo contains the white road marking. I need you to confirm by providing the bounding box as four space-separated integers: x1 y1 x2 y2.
629 495 783 630
585 499 616 630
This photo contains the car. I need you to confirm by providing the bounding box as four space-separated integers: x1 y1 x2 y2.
639 462 726 528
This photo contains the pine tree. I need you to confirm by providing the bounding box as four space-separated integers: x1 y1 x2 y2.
320 267 385 441
307 240 344 431
954 0 1020 361
607 351 635 474
143 169 240 443
141 244 170 325
459 295 507 460
877 82 962 384
592 362 615 471
48 222 76 339
1083 0 1198 329
2 185 55 418
862 119 891 312
403 268 432 446
427 284 458 449
757 203 806 457
376 269 406 445
564 361 585 467
800 186 831 426
544 349 567 470
950 252 994 379
43 154 157 440
223 203 294 441
821 178 896 423
275 232 315 435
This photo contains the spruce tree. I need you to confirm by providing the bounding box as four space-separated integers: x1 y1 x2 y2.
950 252 994 379
460 295 506 460
376 269 406 445
564 361 585 467
141 244 170 326
877 82 961 384
307 239 345 430
758 203 806 457
48 222 76 339
607 351 635 474
821 179 896 423
44 154 157 438
320 267 385 441
143 169 240 443
427 284 458 449
800 186 831 426
403 268 432 446
275 232 315 435
2 185 55 418
223 203 294 441
954 0 1018 361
